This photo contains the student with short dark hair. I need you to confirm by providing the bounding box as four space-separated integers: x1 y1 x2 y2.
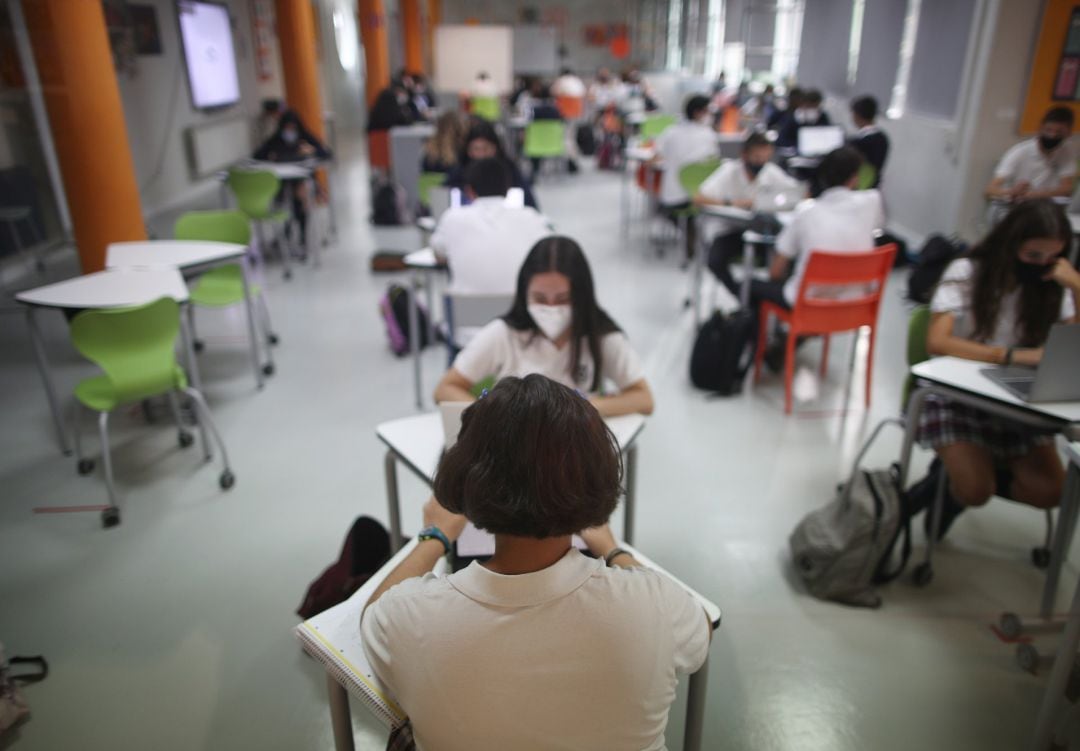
848 95 888 186
986 107 1076 202
362 375 709 750
445 121 539 209
434 236 654 417
775 88 831 149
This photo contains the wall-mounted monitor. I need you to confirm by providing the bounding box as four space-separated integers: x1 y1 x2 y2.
177 0 240 110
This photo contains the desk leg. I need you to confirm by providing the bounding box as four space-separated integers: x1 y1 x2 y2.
240 259 266 390
1029 578 1080 751
409 269 423 410
179 307 210 455
25 307 71 455
739 238 753 309
327 674 356 751
385 450 403 553
689 217 703 326
897 387 930 488
684 655 708 751
624 444 637 545
423 269 436 346
1041 462 1080 619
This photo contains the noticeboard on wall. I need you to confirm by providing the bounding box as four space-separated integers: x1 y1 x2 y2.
433 25 513 93
1021 0 1080 133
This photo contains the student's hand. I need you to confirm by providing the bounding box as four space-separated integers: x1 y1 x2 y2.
423 496 467 541
579 524 618 559
298 142 316 156
1013 348 1044 368
732 198 754 210
1045 257 1080 291
1010 180 1031 199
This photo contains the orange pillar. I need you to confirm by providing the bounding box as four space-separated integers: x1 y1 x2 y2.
24 1 145 274
425 0 440 75
275 0 326 143
401 0 424 74
359 0 391 107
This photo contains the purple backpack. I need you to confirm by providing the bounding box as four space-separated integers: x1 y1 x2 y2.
379 284 430 357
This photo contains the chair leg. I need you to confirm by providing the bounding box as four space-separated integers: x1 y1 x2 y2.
865 325 877 408
257 291 278 347
278 221 294 280
186 304 203 353
783 330 796 414
167 391 194 449
819 334 831 378
97 411 119 512
71 401 91 475
753 309 771 383
182 387 234 488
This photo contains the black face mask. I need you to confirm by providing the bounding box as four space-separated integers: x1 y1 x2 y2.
1014 258 1054 285
745 161 764 177
1039 135 1064 152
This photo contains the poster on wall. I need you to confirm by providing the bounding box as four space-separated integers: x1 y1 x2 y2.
1020 0 1080 133
1053 8 1080 100
250 0 274 82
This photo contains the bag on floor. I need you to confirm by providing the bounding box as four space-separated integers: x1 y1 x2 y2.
370 251 409 272
371 176 410 226
575 124 597 156
1 644 46 736
380 284 430 357
296 517 396 620
875 231 910 268
907 234 966 304
789 463 912 608
689 310 754 396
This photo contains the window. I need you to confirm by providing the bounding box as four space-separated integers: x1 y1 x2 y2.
771 0 805 82
666 0 684 71
795 0 853 94
846 0 865 87
851 0 908 108
902 0 979 119
703 0 725 79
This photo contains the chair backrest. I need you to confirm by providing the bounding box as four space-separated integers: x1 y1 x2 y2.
472 96 501 122
226 170 281 220
679 158 722 198
555 95 584 120
856 162 878 190
792 244 898 331
444 293 514 346
639 114 676 139
174 210 251 245
417 172 446 207
523 120 566 158
70 297 183 404
901 305 931 410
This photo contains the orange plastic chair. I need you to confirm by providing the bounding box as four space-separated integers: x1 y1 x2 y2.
556 95 584 120
753 244 898 414
368 130 391 171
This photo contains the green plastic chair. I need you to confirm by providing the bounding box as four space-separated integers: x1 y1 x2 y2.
472 96 501 122
639 114 676 139
666 158 723 262
857 163 878 191
69 297 234 528
901 305 931 410
175 210 277 384
524 121 566 159
418 172 446 207
227 168 295 280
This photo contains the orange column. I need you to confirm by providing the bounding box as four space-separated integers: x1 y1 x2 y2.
275 0 326 143
359 0 390 107
401 0 424 74
24 1 145 274
425 0 440 75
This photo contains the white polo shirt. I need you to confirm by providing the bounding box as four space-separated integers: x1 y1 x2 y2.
775 187 885 306
452 318 645 393
431 197 552 295
553 74 587 98
654 120 719 206
994 138 1077 192
361 549 710 751
697 160 802 235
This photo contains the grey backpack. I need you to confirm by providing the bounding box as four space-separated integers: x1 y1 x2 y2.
790 462 912 608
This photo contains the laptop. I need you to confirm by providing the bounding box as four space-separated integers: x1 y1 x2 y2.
980 324 1080 402
797 125 845 157
753 183 803 213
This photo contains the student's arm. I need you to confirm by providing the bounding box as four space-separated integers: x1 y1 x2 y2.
926 312 1042 366
591 378 654 417
984 175 1011 200
1023 175 1075 200
1047 257 1080 323
768 253 791 281
364 497 467 612
433 367 477 404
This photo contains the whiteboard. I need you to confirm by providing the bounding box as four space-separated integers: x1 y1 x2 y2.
513 26 557 74
186 119 252 177
433 25 513 94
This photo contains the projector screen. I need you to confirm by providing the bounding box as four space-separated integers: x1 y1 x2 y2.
178 1 240 110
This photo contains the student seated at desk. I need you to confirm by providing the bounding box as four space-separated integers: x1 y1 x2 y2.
434 236 654 417
848 95 888 187
362 375 709 751
916 199 1080 538
986 107 1076 203
528 84 580 176
445 121 539 210
420 111 467 175
775 89 830 149
431 158 551 295
367 84 416 132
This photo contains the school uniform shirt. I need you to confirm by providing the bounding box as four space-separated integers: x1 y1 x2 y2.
431 197 552 295
993 138 1077 192
930 258 1076 347
849 125 889 183
361 548 710 751
654 120 719 206
775 187 885 306
697 160 801 236
452 318 645 393
552 74 587 98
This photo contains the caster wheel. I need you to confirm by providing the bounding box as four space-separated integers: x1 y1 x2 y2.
1032 547 1052 570
219 470 236 490
178 431 194 448
912 562 934 587
268 334 280 346
283 271 293 281
77 458 95 475
999 612 1023 640
262 363 275 376
1017 643 1041 675
101 507 121 528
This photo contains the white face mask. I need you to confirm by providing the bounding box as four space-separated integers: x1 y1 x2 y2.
282 129 299 144
527 303 572 341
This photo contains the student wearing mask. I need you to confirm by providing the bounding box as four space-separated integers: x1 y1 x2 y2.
363 375 707 750
431 158 551 296
914 199 1080 539
367 84 415 132
848 95 888 187
986 107 1076 202
445 121 539 210
697 132 804 294
434 236 654 417
776 89 830 149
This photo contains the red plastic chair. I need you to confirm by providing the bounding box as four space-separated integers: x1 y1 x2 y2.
368 130 391 172
555 95 584 120
753 244 897 414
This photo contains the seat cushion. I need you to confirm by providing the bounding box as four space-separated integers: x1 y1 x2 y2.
74 366 188 412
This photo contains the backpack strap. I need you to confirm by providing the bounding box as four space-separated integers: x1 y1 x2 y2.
872 464 913 585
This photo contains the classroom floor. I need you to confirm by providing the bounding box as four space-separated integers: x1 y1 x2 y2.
1 138 1078 751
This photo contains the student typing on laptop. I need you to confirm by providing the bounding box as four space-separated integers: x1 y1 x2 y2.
362 376 710 751
917 199 1080 538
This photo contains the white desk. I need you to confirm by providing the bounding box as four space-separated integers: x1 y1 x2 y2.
16 268 195 455
403 248 447 409
106 240 270 390
376 412 646 551
389 124 435 212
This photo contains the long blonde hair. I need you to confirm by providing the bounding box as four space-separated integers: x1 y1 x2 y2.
424 111 466 167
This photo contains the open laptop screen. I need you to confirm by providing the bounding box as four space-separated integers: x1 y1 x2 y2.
798 125 845 157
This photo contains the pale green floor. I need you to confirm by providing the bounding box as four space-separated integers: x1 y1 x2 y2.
1 141 1078 750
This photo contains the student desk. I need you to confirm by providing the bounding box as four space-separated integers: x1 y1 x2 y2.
105 240 269 390
900 357 1080 619
389 124 435 212
300 536 720 751
403 248 447 409
376 412 645 552
15 268 193 455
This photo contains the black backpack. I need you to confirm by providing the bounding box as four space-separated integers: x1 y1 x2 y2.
689 310 755 395
575 124 597 156
371 177 408 226
907 235 966 304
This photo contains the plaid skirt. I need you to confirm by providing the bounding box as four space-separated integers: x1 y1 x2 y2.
915 394 1055 460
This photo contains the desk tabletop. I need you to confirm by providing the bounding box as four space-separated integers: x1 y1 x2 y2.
16 268 190 309
625 145 656 162
235 160 314 180
404 248 445 269
912 356 1080 424
106 240 246 270
377 411 646 483
699 204 795 226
